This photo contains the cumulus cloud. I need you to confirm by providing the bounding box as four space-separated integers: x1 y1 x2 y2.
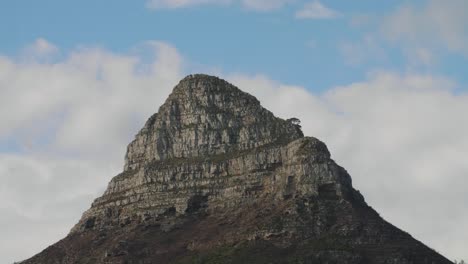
1 39 467 263
0 154 111 262
0 40 184 263
20 38 59 62
145 0 292 11
227 72 468 261
295 1 339 19
382 0 468 56
346 0 468 67
24 38 58 56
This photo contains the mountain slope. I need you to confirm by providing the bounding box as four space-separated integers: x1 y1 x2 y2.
22 74 452 264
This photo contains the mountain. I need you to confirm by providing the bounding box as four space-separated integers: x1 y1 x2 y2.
22 74 452 264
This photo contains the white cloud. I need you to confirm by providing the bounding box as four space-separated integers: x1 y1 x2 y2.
0 153 119 263
20 38 59 62
0 40 184 263
145 0 292 11
382 0 468 56
23 38 59 57
227 72 468 261
295 1 339 19
0 41 183 159
1 39 467 263
346 0 468 67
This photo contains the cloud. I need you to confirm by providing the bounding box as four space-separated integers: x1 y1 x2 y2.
227 72 468 261
21 38 59 62
24 38 59 56
346 0 468 67
145 0 292 11
0 40 184 263
382 0 468 56
1 39 467 263
295 1 339 19
1 41 183 158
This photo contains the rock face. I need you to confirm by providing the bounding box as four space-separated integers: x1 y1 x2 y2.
23 74 452 264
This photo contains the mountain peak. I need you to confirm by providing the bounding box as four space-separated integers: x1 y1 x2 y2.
178 73 227 84
173 74 245 96
23 74 452 264
124 74 303 171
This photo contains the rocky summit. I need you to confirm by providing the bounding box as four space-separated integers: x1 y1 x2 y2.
23 74 452 264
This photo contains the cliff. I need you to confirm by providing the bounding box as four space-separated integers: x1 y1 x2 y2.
22 74 452 264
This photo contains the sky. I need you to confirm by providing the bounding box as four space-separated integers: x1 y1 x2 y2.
0 0 467 263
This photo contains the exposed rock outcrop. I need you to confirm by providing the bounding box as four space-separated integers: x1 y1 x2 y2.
22 74 452 264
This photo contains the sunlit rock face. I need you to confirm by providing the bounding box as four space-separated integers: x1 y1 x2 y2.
124 74 303 170
23 74 452 264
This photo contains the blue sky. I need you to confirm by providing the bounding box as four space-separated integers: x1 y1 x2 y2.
4 0 465 90
1 0 468 263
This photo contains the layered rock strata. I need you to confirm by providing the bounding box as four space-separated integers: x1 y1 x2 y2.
23 74 452 264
